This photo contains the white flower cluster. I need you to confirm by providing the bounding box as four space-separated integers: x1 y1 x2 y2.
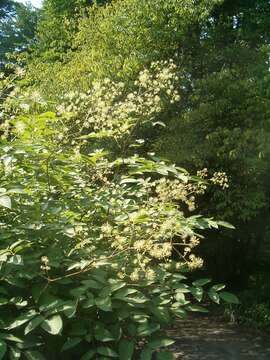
57 60 180 141
97 169 209 281
211 171 229 189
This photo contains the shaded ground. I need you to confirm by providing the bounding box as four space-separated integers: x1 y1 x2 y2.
168 314 270 359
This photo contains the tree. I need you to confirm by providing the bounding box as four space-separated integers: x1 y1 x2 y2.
33 0 108 62
0 0 15 19
0 1 38 70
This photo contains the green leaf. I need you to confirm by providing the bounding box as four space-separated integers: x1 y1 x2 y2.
97 347 118 358
147 338 175 349
81 279 103 289
190 287 203 302
127 323 137 337
95 297 112 311
208 290 220 304
172 308 187 319
41 315 63 335
211 284 225 292
80 350 96 360
119 339 134 360
7 310 37 330
216 221 235 229
108 280 126 293
172 284 190 293
113 288 138 299
82 293 95 309
0 340 7 360
174 292 186 304
156 351 175 360
185 305 208 313
63 300 78 318
150 306 170 323
25 351 46 360
140 348 152 360
137 322 160 337
61 337 82 352
0 298 8 306
94 326 115 342
38 293 63 312
0 334 23 343
219 292 240 304
192 278 211 287
9 347 21 360
0 195 11 209
24 315 45 335
7 255 23 266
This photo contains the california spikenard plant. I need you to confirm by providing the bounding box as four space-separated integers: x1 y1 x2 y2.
0 63 238 360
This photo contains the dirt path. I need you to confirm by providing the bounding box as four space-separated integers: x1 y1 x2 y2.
167 314 270 359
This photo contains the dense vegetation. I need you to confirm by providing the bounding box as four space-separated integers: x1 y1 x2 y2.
0 0 269 358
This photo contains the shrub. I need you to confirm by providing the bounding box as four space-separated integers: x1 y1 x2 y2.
0 63 237 359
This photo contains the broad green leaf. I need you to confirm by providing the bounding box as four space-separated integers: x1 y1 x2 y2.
211 284 226 292
156 351 175 360
150 306 170 323
97 347 118 358
216 221 235 229
140 348 152 360
95 297 112 311
190 287 203 302
208 290 220 304
24 315 45 335
137 322 160 337
192 278 211 287
113 288 138 299
25 351 46 360
81 279 103 289
173 284 190 293
82 293 95 309
38 293 63 312
219 292 240 304
147 338 175 349
0 195 11 209
7 310 37 330
61 337 82 352
0 334 23 343
80 350 96 360
108 280 126 293
63 300 78 318
175 292 185 304
118 339 134 360
127 323 137 337
171 306 188 319
41 315 63 335
94 326 115 342
185 305 208 313
0 340 7 360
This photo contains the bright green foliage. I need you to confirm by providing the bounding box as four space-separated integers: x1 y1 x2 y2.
32 0 108 63
0 64 236 358
22 0 270 284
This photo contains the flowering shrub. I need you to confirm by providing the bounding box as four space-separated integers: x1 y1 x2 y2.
0 64 237 359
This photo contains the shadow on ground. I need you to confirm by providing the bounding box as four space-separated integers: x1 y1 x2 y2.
167 314 270 359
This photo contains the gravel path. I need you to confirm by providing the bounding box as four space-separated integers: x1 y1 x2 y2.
167 314 270 359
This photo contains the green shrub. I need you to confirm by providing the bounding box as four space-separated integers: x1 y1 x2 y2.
0 63 237 359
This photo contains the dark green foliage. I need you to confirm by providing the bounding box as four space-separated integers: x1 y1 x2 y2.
0 1 38 69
